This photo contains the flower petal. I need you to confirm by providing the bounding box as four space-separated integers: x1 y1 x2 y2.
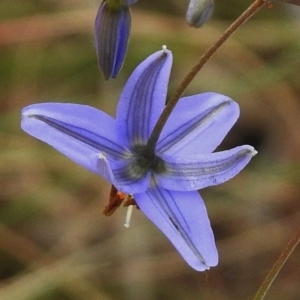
157 145 257 191
21 103 125 174
89 152 119 186
135 186 218 271
95 2 131 79
156 93 239 156
116 47 173 148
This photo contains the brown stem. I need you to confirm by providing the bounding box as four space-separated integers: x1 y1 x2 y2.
252 225 300 300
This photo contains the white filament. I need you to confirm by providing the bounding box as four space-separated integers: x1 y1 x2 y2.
124 205 134 228
162 45 167 52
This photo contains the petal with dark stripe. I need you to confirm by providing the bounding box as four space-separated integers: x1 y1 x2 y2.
157 93 239 156
116 48 173 148
21 103 125 174
157 145 257 191
135 186 218 271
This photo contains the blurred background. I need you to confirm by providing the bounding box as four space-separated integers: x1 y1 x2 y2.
0 0 299 299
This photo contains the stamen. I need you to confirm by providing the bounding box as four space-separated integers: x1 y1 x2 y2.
103 185 125 216
124 205 134 228
162 45 167 52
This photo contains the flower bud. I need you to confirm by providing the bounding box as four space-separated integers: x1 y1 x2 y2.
186 0 214 28
95 1 131 79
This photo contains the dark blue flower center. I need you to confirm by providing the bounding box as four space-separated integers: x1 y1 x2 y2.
133 144 165 175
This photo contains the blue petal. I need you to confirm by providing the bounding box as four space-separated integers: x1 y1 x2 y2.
116 47 173 149
90 153 120 186
135 186 218 271
95 2 131 79
157 93 239 156
21 103 126 175
157 145 257 191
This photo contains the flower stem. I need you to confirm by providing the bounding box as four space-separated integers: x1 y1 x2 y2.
252 225 300 300
146 0 266 154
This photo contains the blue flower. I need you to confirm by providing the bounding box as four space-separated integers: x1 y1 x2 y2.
186 0 214 28
95 0 137 79
21 47 256 271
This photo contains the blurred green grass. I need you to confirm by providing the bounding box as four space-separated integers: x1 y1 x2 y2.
0 1 300 299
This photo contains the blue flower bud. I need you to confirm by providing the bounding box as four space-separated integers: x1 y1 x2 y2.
186 0 214 28
95 1 132 79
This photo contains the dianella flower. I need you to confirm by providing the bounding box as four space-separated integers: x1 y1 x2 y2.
95 0 137 79
21 47 256 271
186 0 214 28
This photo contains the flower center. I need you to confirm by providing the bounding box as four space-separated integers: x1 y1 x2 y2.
133 144 166 175
103 145 165 217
